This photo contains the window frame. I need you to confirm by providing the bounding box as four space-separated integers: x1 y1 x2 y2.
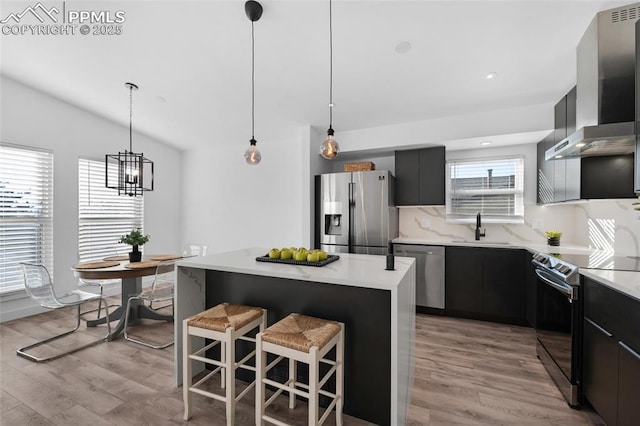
0 143 54 294
445 155 525 224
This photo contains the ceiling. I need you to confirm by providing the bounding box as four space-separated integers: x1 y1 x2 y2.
0 0 634 152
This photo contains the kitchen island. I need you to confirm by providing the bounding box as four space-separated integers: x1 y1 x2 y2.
174 247 416 426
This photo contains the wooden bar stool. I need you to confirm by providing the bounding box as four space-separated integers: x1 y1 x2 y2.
256 313 345 426
183 303 267 425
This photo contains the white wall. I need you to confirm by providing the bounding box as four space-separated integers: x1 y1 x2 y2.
180 131 306 255
0 75 182 321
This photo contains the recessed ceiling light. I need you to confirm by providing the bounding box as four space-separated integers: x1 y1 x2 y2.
486 72 497 80
395 41 412 54
555 155 563 159
576 143 586 147
481 141 492 146
155 96 167 103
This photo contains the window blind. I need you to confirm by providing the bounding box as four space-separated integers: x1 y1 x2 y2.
446 156 524 222
78 158 143 262
0 144 54 293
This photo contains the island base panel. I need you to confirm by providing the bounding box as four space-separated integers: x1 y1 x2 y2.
205 270 392 426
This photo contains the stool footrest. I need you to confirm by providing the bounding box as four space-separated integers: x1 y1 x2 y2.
189 386 227 403
235 380 256 403
262 414 291 426
318 397 339 426
193 339 220 358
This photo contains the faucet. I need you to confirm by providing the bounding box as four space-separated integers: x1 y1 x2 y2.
475 212 486 241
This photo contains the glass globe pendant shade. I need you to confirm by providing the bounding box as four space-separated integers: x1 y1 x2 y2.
320 128 339 160
244 139 261 165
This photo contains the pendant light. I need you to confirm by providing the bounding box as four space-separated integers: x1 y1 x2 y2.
244 0 263 165
320 0 339 160
105 82 154 196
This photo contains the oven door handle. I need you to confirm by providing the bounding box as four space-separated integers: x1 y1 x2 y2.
535 269 576 300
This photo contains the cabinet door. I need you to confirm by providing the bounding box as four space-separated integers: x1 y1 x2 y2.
395 149 420 206
525 253 538 327
583 318 618 426
445 247 483 314
482 248 525 320
618 342 640 426
419 146 445 205
537 133 555 204
554 95 567 143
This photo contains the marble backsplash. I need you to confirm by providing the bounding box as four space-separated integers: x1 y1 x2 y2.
398 199 640 256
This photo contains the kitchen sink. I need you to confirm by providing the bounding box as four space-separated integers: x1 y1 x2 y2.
451 240 512 246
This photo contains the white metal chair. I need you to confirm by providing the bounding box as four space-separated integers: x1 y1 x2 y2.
123 261 175 349
183 244 208 257
17 263 112 362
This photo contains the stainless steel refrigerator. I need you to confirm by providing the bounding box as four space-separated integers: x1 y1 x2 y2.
318 170 398 255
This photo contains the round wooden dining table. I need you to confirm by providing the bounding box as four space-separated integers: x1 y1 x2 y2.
71 257 176 341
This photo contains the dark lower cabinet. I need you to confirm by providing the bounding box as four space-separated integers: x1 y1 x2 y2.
445 246 483 314
617 342 640 426
525 252 537 327
583 318 618 426
483 248 525 319
583 277 640 426
445 246 526 324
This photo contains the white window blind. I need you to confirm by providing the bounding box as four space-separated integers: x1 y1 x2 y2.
78 158 143 262
0 144 54 293
446 156 524 223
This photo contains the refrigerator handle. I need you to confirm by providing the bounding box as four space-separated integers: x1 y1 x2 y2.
348 182 355 250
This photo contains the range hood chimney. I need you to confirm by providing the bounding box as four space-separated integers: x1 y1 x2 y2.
546 3 639 160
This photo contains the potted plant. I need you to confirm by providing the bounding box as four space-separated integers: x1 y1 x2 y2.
119 228 150 262
545 230 562 247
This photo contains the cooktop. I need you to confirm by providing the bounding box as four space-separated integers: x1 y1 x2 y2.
548 253 640 272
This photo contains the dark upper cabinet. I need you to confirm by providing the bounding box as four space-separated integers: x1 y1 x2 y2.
395 146 445 206
581 155 636 199
537 133 555 204
445 246 526 324
538 85 634 202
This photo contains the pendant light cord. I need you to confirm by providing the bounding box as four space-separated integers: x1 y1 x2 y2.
129 84 133 152
329 0 333 129
251 20 256 140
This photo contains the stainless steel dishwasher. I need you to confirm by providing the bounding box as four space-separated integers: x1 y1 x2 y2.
394 244 445 310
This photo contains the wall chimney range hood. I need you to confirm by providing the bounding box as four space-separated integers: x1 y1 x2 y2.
546 3 639 161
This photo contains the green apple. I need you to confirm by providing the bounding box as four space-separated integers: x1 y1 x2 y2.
293 250 307 261
318 250 328 261
307 252 320 262
268 248 281 259
280 249 293 260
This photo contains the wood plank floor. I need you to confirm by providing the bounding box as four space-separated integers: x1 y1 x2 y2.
1 303 605 425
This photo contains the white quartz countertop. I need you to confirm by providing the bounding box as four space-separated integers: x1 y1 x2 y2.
580 269 640 302
177 247 414 291
393 237 640 301
393 237 598 255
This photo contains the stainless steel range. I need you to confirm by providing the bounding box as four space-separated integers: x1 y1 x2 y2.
532 253 583 407
531 251 640 407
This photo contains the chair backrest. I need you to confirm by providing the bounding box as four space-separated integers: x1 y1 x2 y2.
21 263 57 301
183 244 208 257
150 261 175 296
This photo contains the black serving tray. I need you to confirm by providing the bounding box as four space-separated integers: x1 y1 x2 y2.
255 254 340 267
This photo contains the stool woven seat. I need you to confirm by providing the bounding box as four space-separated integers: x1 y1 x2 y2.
262 313 341 353
187 303 263 332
